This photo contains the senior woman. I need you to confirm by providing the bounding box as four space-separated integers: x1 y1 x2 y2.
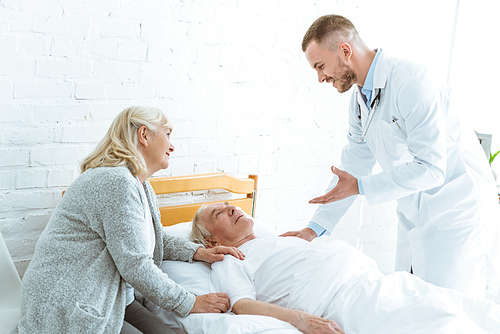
12 106 243 334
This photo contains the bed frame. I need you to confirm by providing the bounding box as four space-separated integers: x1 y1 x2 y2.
149 173 258 226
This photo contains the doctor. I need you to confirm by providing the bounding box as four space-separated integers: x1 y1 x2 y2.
282 14 500 297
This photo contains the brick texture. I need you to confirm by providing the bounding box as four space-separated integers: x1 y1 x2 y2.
0 0 464 277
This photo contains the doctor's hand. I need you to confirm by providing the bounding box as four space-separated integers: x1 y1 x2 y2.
309 166 359 205
193 246 245 263
279 228 317 242
191 293 230 314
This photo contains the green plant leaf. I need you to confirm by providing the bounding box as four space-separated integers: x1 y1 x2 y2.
490 150 500 164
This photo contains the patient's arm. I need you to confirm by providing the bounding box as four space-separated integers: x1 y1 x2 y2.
232 299 344 334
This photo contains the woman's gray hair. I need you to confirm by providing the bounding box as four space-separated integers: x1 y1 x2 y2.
190 205 211 245
80 106 173 177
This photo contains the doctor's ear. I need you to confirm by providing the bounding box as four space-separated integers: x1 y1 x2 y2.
204 238 220 248
338 42 353 59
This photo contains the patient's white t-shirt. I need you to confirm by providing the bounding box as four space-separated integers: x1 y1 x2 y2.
210 236 319 310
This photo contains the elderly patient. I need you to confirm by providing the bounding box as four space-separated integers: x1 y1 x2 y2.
190 202 500 334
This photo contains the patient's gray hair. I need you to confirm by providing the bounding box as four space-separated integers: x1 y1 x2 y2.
190 204 211 245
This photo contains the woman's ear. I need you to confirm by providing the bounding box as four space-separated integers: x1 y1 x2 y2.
204 238 220 248
137 125 149 147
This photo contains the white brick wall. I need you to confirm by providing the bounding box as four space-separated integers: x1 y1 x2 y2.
2 0 486 278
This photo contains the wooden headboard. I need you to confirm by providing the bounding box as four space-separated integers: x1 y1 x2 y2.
149 173 258 226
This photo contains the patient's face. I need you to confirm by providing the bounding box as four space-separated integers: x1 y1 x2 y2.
201 202 254 247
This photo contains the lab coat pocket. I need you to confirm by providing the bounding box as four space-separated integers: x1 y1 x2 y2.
420 173 479 230
368 120 411 170
68 302 108 334
386 118 408 145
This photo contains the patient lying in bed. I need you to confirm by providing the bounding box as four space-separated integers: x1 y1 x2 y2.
190 202 500 334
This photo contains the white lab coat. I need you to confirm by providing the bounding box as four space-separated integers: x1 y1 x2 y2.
311 50 500 297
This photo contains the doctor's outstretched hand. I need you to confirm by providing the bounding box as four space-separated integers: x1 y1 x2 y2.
280 227 317 241
309 166 359 205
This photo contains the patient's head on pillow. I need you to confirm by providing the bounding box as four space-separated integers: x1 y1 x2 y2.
190 204 210 245
190 202 257 248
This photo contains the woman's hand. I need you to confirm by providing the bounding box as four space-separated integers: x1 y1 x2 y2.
193 246 245 263
190 293 230 313
293 312 345 334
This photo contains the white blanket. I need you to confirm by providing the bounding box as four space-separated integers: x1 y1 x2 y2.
284 241 500 334
148 223 500 333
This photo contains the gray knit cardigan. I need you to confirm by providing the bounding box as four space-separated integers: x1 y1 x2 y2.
12 166 202 334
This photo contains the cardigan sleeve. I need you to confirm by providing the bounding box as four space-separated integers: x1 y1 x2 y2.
142 180 203 263
162 233 203 262
91 168 196 317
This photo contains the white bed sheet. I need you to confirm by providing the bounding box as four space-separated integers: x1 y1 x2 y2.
149 221 500 334
283 241 500 334
146 306 300 334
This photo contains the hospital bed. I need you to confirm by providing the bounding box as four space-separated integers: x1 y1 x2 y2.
146 173 500 334
146 173 301 333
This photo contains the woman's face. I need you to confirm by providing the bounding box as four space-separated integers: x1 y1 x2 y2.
140 125 175 176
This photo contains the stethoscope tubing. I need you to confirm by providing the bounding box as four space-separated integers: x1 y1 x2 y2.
358 89 381 142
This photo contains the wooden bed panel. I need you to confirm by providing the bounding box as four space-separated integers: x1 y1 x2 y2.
149 173 255 195
150 173 257 227
158 198 254 227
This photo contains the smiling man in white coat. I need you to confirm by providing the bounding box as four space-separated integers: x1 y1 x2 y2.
281 14 500 298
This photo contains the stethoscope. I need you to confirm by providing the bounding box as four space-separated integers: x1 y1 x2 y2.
357 88 382 142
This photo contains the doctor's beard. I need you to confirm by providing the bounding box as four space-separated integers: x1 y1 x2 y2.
335 56 357 93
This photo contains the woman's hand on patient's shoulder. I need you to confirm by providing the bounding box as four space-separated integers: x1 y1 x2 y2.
193 246 245 263
294 311 345 334
191 293 230 314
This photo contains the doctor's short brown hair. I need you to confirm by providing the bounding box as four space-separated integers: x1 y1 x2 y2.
302 14 359 52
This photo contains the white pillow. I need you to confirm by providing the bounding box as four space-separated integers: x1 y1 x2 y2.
160 260 211 295
164 221 194 239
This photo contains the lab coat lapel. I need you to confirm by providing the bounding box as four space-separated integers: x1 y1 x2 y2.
357 49 388 135
373 49 388 90
356 87 370 128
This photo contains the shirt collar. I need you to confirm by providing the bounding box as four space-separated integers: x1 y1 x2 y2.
361 49 381 96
